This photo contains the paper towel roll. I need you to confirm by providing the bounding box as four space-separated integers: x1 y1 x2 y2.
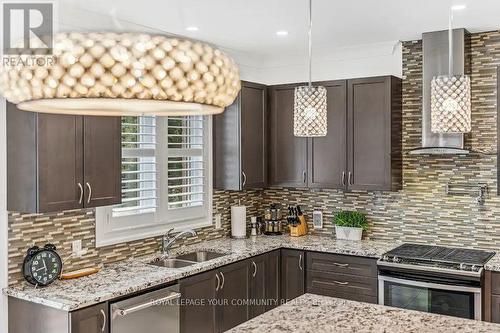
231 205 247 238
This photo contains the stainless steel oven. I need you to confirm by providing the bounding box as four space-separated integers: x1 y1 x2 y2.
378 264 482 320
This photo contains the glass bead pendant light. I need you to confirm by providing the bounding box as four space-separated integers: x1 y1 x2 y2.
430 6 471 133
294 0 327 137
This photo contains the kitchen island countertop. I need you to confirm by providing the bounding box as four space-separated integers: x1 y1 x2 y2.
227 293 500 333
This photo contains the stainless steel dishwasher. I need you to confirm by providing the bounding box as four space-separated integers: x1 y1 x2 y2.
110 284 180 333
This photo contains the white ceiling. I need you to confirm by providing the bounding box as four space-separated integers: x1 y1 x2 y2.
59 0 500 58
56 0 500 83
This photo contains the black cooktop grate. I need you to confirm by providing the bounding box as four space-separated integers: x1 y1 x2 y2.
384 243 495 265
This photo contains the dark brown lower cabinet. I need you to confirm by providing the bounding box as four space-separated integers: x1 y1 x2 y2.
180 270 219 333
485 271 500 323
280 249 305 302
491 295 500 323
265 250 281 311
180 260 250 333
249 253 268 319
305 252 378 304
219 260 251 332
248 250 281 319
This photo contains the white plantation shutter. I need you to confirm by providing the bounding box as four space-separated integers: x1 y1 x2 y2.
167 116 205 210
113 116 157 217
96 115 212 247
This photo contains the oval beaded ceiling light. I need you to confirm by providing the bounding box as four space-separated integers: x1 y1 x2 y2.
0 32 241 116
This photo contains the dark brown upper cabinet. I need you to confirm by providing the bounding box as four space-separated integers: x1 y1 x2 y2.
307 80 347 189
268 84 308 187
7 103 122 213
347 76 402 191
268 76 401 191
214 81 267 190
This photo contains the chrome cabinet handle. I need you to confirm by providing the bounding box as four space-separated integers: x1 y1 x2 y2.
333 263 349 268
303 170 307 183
220 271 225 290
348 172 353 186
298 254 303 271
341 172 346 186
215 273 220 291
242 171 247 187
85 182 92 204
116 292 181 316
333 281 349 285
252 261 257 277
100 309 106 332
77 183 83 205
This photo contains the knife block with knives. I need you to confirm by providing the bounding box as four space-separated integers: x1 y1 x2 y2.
288 205 308 237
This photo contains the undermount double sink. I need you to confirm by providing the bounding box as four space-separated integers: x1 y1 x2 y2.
149 250 228 269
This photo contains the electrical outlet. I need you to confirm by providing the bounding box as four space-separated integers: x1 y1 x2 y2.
71 240 87 257
214 214 222 229
313 211 323 229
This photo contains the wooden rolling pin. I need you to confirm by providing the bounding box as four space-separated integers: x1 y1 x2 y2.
60 267 100 280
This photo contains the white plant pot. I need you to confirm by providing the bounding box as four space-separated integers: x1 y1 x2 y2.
335 226 363 241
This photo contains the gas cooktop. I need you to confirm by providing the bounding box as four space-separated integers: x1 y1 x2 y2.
379 243 495 273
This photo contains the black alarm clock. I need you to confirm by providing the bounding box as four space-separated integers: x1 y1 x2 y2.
23 244 62 286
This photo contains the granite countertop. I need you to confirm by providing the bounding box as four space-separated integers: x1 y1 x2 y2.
3 234 397 311
227 294 500 333
485 253 500 271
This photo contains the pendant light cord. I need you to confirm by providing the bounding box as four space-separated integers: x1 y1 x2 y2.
308 0 313 88
448 7 454 76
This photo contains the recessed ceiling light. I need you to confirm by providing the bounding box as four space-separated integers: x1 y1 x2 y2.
276 30 288 36
451 4 466 11
186 26 199 31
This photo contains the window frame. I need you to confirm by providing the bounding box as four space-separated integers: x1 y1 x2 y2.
95 116 213 247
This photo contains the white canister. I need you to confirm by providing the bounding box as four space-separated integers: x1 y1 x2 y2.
231 205 247 238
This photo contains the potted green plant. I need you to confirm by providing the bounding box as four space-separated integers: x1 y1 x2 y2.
333 211 368 241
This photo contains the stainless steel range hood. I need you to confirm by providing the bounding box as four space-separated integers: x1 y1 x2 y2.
410 29 471 155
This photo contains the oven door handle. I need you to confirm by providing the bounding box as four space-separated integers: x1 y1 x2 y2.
378 275 482 294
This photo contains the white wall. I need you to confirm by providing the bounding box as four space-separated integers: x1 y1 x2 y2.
0 98 7 333
231 40 403 85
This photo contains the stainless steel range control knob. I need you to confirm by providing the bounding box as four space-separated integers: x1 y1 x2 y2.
459 263 466 270
471 265 478 272
393 256 401 263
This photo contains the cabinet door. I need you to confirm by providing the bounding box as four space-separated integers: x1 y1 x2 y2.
269 85 308 187
180 270 218 333
308 80 347 189
265 250 281 311
219 260 250 332
347 76 393 191
69 302 108 333
83 116 122 207
213 93 241 190
492 295 500 323
281 249 305 302
241 82 267 189
38 114 84 212
249 254 267 319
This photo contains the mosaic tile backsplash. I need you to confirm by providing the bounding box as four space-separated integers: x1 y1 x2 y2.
263 32 500 248
7 30 500 285
8 190 262 285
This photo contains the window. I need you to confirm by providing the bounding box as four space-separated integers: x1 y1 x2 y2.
96 115 212 247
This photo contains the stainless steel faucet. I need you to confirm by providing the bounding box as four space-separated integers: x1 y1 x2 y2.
162 228 197 256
